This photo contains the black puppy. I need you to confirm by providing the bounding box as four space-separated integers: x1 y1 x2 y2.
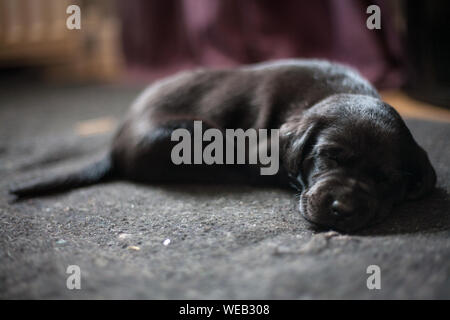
10 59 436 232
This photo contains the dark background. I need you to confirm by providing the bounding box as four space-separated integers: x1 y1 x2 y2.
1 0 449 105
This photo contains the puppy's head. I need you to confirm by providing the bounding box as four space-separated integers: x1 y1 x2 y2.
281 94 436 232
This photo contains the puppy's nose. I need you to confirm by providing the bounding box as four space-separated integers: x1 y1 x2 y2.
330 199 355 218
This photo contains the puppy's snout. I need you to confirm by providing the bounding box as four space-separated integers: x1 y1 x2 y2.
301 176 378 232
328 181 368 220
330 199 356 219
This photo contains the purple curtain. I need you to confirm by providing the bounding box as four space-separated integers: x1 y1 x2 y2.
118 0 404 88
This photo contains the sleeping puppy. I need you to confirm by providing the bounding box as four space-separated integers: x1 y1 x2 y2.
10 59 436 232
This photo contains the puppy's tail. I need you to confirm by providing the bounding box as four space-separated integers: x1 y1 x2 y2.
9 155 115 199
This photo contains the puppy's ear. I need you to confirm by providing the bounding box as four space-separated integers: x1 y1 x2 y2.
404 142 436 200
280 115 321 179
383 102 436 200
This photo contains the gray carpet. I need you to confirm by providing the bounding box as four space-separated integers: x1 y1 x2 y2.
0 83 449 299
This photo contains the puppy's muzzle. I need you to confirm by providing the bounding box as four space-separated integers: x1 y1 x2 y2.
300 176 377 232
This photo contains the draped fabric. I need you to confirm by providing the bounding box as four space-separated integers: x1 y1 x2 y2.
118 0 404 88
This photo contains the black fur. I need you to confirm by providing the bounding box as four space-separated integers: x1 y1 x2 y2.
10 59 436 232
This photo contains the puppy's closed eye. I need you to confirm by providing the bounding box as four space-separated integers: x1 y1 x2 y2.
371 168 403 185
372 171 390 184
316 147 348 167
